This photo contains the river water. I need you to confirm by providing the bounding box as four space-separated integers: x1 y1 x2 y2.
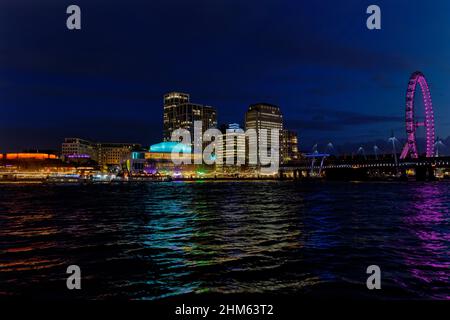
0 181 448 299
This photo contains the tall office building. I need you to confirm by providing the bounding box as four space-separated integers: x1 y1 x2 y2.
245 103 283 165
216 123 246 170
163 92 190 140
163 92 217 142
281 129 300 164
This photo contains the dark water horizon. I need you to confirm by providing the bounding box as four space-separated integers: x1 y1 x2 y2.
0 181 449 300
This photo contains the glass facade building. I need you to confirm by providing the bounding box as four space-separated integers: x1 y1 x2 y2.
163 92 217 142
245 103 283 165
216 123 246 171
281 129 300 164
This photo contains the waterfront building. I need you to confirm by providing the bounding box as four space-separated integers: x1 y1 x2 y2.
97 143 141 167
0 152 82 181
163 92 217 142
62 138 98 162
124 141 207 178
245 103 283 165
216 123 246 172
123 150 147 174
2 153 58 160
61 138 141 167
281 129 300 164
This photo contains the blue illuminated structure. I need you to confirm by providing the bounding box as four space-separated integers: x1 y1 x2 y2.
149 142 192 153
304 153 330 158
131 152 145 159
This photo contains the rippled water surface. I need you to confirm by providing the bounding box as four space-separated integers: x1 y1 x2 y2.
0 181 449 299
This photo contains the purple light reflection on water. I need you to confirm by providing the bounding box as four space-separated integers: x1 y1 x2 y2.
0 181 448 299
402 183 450 299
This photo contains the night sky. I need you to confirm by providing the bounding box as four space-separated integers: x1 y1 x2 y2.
1 0 450 153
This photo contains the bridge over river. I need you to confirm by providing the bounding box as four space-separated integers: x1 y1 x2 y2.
280 155 450 181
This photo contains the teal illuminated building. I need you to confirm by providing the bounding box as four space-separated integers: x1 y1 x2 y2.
149 142 192 154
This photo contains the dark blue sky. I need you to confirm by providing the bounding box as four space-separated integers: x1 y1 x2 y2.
1 0 450 152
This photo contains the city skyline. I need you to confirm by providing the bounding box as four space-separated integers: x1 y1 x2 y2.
2 0 450 153
1 1 449 305
1 87 449 156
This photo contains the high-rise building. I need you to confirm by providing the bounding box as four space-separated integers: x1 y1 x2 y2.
163 92 190 140
163 92 217 142
281 129 300 164
216 123 246 170
245 103 283 165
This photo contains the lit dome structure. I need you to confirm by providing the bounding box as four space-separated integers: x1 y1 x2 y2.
149 142 192 154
